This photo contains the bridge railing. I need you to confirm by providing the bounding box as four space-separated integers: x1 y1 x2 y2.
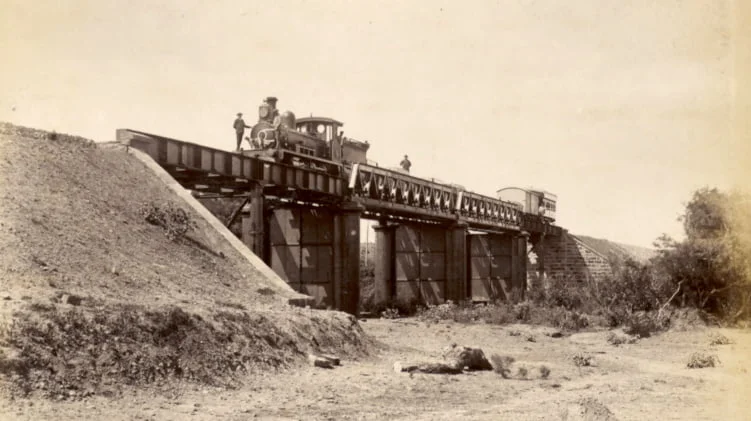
348 163 458 218
456 191 522 230
348 164 523 231
117 129 344 196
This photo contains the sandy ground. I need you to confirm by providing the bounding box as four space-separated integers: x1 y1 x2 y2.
2 319 749 421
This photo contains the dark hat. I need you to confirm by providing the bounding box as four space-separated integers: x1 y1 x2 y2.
237 112 243 116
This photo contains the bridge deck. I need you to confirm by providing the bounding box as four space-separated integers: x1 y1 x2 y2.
116 129 561 236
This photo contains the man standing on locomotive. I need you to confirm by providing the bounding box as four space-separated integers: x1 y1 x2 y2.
233 112 250 151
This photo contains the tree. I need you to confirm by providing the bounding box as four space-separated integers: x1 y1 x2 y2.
654 187 751 321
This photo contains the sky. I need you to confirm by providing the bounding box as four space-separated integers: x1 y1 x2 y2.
1 0 746 248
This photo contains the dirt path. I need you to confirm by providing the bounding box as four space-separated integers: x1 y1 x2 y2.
2 320 749 420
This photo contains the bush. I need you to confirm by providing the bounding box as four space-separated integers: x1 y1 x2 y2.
708 333 733 346
490 354 515 378
651 188 751 322
622 312 667 338
381 308 400 319
572 352 593 367
539 365 551 379
138 202 196 241
687 352 719 368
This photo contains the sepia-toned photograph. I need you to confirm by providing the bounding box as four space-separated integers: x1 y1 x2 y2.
1 1 749 419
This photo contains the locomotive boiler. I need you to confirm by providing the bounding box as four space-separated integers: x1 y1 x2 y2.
242 97 370 176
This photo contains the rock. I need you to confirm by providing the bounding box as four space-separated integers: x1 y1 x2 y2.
62 294 83 306
441 344 493 371
319 354 341 366
548 331 564 338
308 354 334 369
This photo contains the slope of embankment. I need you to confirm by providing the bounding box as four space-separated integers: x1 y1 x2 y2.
574 235 657 264
0 123 372 399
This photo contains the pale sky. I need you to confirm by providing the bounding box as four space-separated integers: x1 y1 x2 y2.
1 0 746 248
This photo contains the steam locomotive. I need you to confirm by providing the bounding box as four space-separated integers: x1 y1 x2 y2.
242 97 370 176
241 96 558 224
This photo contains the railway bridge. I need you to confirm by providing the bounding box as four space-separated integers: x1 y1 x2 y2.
117 129 562 315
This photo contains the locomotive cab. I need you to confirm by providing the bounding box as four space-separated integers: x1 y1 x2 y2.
295 117 344 161
242 96 370 175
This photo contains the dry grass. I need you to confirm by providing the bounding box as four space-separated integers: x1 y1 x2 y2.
606 331 639 346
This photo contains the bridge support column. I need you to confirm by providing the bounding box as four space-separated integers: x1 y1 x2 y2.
537 233 546 282
372 222 396 309
445 222 468 303
334 202 363 316
241 184 265 258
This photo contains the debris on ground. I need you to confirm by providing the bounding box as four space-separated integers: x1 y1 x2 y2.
308 353 341 369
393 361 463 375
441 344 493 371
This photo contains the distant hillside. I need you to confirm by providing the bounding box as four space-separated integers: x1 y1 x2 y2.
574 235 656 264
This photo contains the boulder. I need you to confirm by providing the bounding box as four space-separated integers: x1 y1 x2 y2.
307 354 334 369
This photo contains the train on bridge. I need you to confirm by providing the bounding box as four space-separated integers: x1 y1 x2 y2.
241 96 558 225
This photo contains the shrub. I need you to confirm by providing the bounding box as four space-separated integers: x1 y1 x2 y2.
572 352 593 367
516 366 528 379
687 352 719 368
490 354 515 378
708 333 733 346
381 308 400 319
623 312 667 338
138 202 196 241
539 365 551 379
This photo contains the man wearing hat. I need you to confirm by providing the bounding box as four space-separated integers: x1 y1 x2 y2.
233 112 251 151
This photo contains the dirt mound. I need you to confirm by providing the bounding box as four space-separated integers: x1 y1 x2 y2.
0 123 299 310
0 123 373 397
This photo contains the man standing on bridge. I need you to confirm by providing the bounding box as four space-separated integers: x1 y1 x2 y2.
400 155 411 173
233 112 251 151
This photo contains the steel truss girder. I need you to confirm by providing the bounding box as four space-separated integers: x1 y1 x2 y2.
348 164 523 230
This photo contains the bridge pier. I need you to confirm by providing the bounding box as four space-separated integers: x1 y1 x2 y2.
372 222 396 309
240 184 265 258
445 223 468 303
334 202 363 315
241 200 362 315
